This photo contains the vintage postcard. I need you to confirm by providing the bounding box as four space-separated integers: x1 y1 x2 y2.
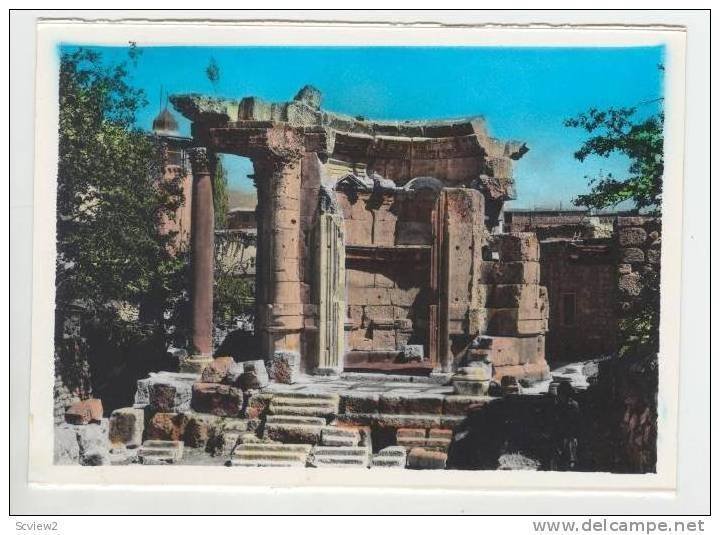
27 18 687 494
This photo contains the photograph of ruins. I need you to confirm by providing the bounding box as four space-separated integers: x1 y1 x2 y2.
53 44 664 474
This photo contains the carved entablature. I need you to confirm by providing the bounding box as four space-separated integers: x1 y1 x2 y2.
171 87 528 202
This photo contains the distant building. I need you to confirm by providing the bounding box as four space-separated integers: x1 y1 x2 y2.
505 209 655 363
152 106 194 248
227 208 257 230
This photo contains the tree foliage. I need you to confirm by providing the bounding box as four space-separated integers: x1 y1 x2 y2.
214 231 255 328
213 156 229 229
564 106 664 213
205 57 220 93
57 48 187 331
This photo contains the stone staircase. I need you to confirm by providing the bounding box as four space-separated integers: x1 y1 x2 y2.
262 392 340 444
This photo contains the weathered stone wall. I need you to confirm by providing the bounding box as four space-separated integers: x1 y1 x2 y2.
337 189 436 358
476 232 550 380
615 216 662 312
582 354 658 473
540 239 618 362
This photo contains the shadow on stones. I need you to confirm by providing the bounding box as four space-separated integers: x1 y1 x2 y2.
214 329 264 363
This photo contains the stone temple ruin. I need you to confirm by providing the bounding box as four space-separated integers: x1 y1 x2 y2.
55 86 659 470
171 85 549 385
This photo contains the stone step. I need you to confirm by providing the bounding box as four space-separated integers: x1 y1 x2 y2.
233 451 308 462
268 405 337 418
308 445 370 468
138 440 183 464
267 391 341 402
335 413 465 430
265 414 327 426
372 446 408 468
321 427 361 447
234 443 312 454
309 455 367 467
271 396 339 408
267 393 341 419
312 446 368 457
372 456 406 468
396 437 451 451
263 423 325 444
230 443 312 467
230 459 305 468
320 436 358 447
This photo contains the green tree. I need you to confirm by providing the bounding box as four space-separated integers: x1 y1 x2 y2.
57 47 187 341
566 104 663 361
205 57 220 93
564 106 664 213
213 156 229 229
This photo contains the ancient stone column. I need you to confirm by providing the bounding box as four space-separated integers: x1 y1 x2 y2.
181 147 215 372
253 155 304 362
316 212 345 374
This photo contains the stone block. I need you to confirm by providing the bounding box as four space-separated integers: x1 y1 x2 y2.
379 394 444 415
395 222 432 245
184 413 221 448
200 356 236 383
371 328 397 350
479 335 545 367
374 272 396 288
452 378 490 396
492 362 549 382
191 383 243 417
621 247 645 264
146 412 189 441
347 268 375 288
345 219 373 245
65 398 103 425
401 344 424 362
264 423 324 445
497 233 540 262
75 421 111 466
54 425 80 465
618 227 647 247
269 351 301 384
238 360 269 390
390 287 421 307
108 444 139 465
246 393 273 419
486 308 547 336
108 407 144 448
148 379 193 413
407 447 447 470
480 261 540 285
372 446 407 468
396 428 426 439
484 284 540 309
321 426 361 447
442 395 491 416
341 393 380 414
618 272 642 297
134 372 198 406
138 440 184 464
647 249 661 264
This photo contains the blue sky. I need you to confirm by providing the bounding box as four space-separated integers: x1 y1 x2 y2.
62 45 664 209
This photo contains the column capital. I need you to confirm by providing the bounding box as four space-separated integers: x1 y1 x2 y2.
188 147 211 174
